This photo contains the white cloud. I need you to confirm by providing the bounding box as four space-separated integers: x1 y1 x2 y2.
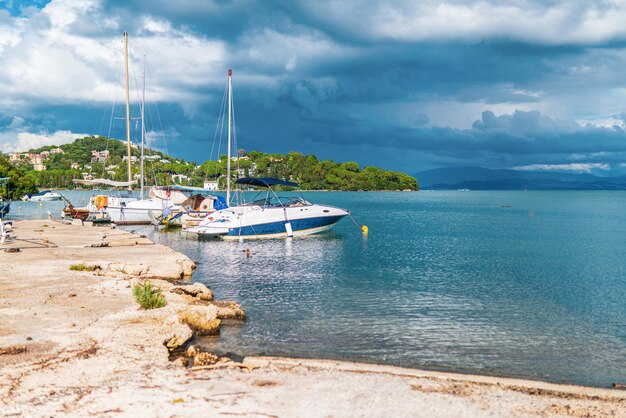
575 117 625 129
513 163 610 173
0 130 87 152
0 0 226 114
303 1 626 45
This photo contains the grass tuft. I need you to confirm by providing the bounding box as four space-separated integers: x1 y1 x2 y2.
69 263 98 272
132 282 167 310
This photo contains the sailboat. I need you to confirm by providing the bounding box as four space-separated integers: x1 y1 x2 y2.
67 32 178 225
185 69 349 239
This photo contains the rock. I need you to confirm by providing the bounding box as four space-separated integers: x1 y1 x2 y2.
170 282 213 301
193 352 219 366
177 305 221 336
185 345 200 357
211 301 246 320
163 321 193 350
178 259 196 276
0 345 27 355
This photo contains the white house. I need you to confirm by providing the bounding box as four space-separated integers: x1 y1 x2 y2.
203 180 219 191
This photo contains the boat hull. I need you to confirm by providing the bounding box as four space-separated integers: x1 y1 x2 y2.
186 204 348 240
107 198 176 225
29 194 63 202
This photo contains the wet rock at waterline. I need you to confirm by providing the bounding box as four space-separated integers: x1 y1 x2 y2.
177 305 221 335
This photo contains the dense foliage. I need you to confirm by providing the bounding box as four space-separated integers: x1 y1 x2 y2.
224 151 419 191
7 136 418 191
0 155 38 199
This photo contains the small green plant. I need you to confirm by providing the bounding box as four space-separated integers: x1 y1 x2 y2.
69 263 98 272
132 282 167 310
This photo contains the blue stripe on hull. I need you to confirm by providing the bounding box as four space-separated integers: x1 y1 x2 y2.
226 215 344 237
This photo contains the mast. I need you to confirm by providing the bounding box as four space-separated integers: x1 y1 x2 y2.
124 31 132 191
226 68 232 206
140 57 145 200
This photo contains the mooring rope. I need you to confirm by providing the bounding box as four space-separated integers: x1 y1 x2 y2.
348 212 368 235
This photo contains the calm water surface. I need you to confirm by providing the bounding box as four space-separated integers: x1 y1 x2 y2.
12 190 626 387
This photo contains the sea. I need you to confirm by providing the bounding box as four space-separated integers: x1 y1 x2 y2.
8 190 626 387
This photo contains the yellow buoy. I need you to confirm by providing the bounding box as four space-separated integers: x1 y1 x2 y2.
39 202 43 208
361 225 368 234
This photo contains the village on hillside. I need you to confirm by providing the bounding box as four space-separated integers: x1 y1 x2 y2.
1 136 418 194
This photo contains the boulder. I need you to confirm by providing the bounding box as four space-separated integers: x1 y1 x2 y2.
177 305 221 336
178 259 196 276
211 301 246 320
193 352 219 366
163 321 193 350
170 282 213 301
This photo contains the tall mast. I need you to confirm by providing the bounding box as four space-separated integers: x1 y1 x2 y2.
226 68 232 206
140 57 145 200
124 31 132 191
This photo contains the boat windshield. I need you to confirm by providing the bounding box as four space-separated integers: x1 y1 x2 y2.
241 196 309 208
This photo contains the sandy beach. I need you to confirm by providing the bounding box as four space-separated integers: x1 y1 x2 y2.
1 220 625 417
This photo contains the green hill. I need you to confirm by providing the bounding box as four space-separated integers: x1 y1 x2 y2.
4 136 418 191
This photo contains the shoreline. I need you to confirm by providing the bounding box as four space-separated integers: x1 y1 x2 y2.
1 220 625 416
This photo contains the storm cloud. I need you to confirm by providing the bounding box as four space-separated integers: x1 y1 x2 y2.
1 0 626 175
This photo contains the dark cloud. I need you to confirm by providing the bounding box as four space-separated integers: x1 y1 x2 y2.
4 0 626 175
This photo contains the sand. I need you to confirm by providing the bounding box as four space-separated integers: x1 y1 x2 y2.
1 220 625 417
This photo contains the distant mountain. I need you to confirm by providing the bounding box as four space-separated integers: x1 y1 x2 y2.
415 166 626 190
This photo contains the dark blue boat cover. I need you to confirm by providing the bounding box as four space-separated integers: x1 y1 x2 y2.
235 177 299 188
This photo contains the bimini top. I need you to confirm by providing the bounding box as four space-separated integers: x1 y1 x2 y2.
235 177 299 188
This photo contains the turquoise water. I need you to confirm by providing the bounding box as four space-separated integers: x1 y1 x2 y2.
10 190 626 387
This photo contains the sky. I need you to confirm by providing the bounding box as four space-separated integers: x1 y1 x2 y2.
2 0 626 175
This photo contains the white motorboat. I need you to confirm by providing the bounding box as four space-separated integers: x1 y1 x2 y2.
186 177 348 239
24 190 63 202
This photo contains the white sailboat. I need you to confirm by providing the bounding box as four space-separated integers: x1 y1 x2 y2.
185 69 349 239
70 32 177 225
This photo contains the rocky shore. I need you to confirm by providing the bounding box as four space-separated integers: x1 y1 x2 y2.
1 220 625 417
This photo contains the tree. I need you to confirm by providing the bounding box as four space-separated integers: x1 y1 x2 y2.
0 155 38 199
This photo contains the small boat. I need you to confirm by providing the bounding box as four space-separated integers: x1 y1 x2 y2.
149 186 228 228
61 194 111 224
185 177 349 239
178 193 228 227
24 190 63 202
